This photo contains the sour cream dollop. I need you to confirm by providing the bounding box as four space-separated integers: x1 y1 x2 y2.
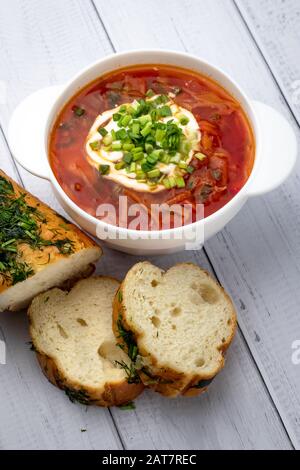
86 94 201 192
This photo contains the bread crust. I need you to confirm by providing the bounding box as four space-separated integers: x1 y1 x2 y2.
35 351 144 407
113 262 237 398
28 276 144 407
0 170 102 306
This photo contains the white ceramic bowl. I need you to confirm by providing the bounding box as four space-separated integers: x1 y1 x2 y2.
8 50 297 255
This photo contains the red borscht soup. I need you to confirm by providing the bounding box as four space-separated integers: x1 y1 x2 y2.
49 65 254 229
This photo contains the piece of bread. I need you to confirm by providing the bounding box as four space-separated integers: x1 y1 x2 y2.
113 262 237 397
0 170 102 311
28 277 144 407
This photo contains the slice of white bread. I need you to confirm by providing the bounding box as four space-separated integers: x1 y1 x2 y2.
28 277 144 407
113 262 237 397
0 170 102 312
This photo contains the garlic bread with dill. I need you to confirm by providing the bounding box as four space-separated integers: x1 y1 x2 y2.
113 262 237 397
0 170 102 311
28 277 144 407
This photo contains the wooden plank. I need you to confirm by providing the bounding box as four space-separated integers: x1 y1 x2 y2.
94 0 300 448
0 0 112 209
0 0 292 449
0 0 122 451
235 0 300 124
95 248 291 450
0 132 121 450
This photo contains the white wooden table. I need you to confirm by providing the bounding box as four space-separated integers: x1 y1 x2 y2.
0 0 299 450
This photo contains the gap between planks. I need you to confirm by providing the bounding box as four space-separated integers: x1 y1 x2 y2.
233 0 300 132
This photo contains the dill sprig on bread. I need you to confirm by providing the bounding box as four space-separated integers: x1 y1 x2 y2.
113 262 237 397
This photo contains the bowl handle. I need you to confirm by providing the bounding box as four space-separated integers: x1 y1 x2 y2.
247 100 297 197
8 86 63 180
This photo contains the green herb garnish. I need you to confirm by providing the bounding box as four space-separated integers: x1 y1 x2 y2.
72 105 85 117
98 127 108 136
27 341 37 352
115 314 141 384
99 165 110 175
92 92 197 188
0 176 74 285
89 141 100 151
118 401 136 411
65 387 91 406
193 378 214 389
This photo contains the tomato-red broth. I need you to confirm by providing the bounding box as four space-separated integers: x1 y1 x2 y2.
49 65 255 229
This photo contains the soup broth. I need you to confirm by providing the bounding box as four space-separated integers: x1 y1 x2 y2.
49 65 255 229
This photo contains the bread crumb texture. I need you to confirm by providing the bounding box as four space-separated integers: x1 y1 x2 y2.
0 170 102 311
113 262 237 397
29 277 144 407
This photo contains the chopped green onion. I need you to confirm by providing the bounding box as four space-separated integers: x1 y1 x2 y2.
132 146 144 153
127 105 135 115
111 129 116 140
131 122 140 135
103 134 113 146
187 165 195 174
163 176 176 189
159 105 172 117
141 162 153 173
163 178 171 189
150 109 158 121
99 164 110 175
158 173 166 183
146 89 155 97
113 113 121 121
147 154 158 164
140 122 152 137
139 114 151 127
155 129 166 142
122 142 135 151
156 121 167 130
119 104 127 113
170 155 180 164
168 176 176 188
194 152 207 161
181 141 191 155
179 161 188 170
115 161 126 170
147 180 158 188
145 143 154 154
175 176 185 188
72 105 85 116
147 168 161 179
98 127 108 136
132 151 144 161
152 149 164 159
123 153 133 164
155 94 168 105
120 114 132 127
111 141 122 151
116 128 127 140
136 170 146 180
129 162 136 173
89 141 100 151
179 115 189 125
160 154 171 164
